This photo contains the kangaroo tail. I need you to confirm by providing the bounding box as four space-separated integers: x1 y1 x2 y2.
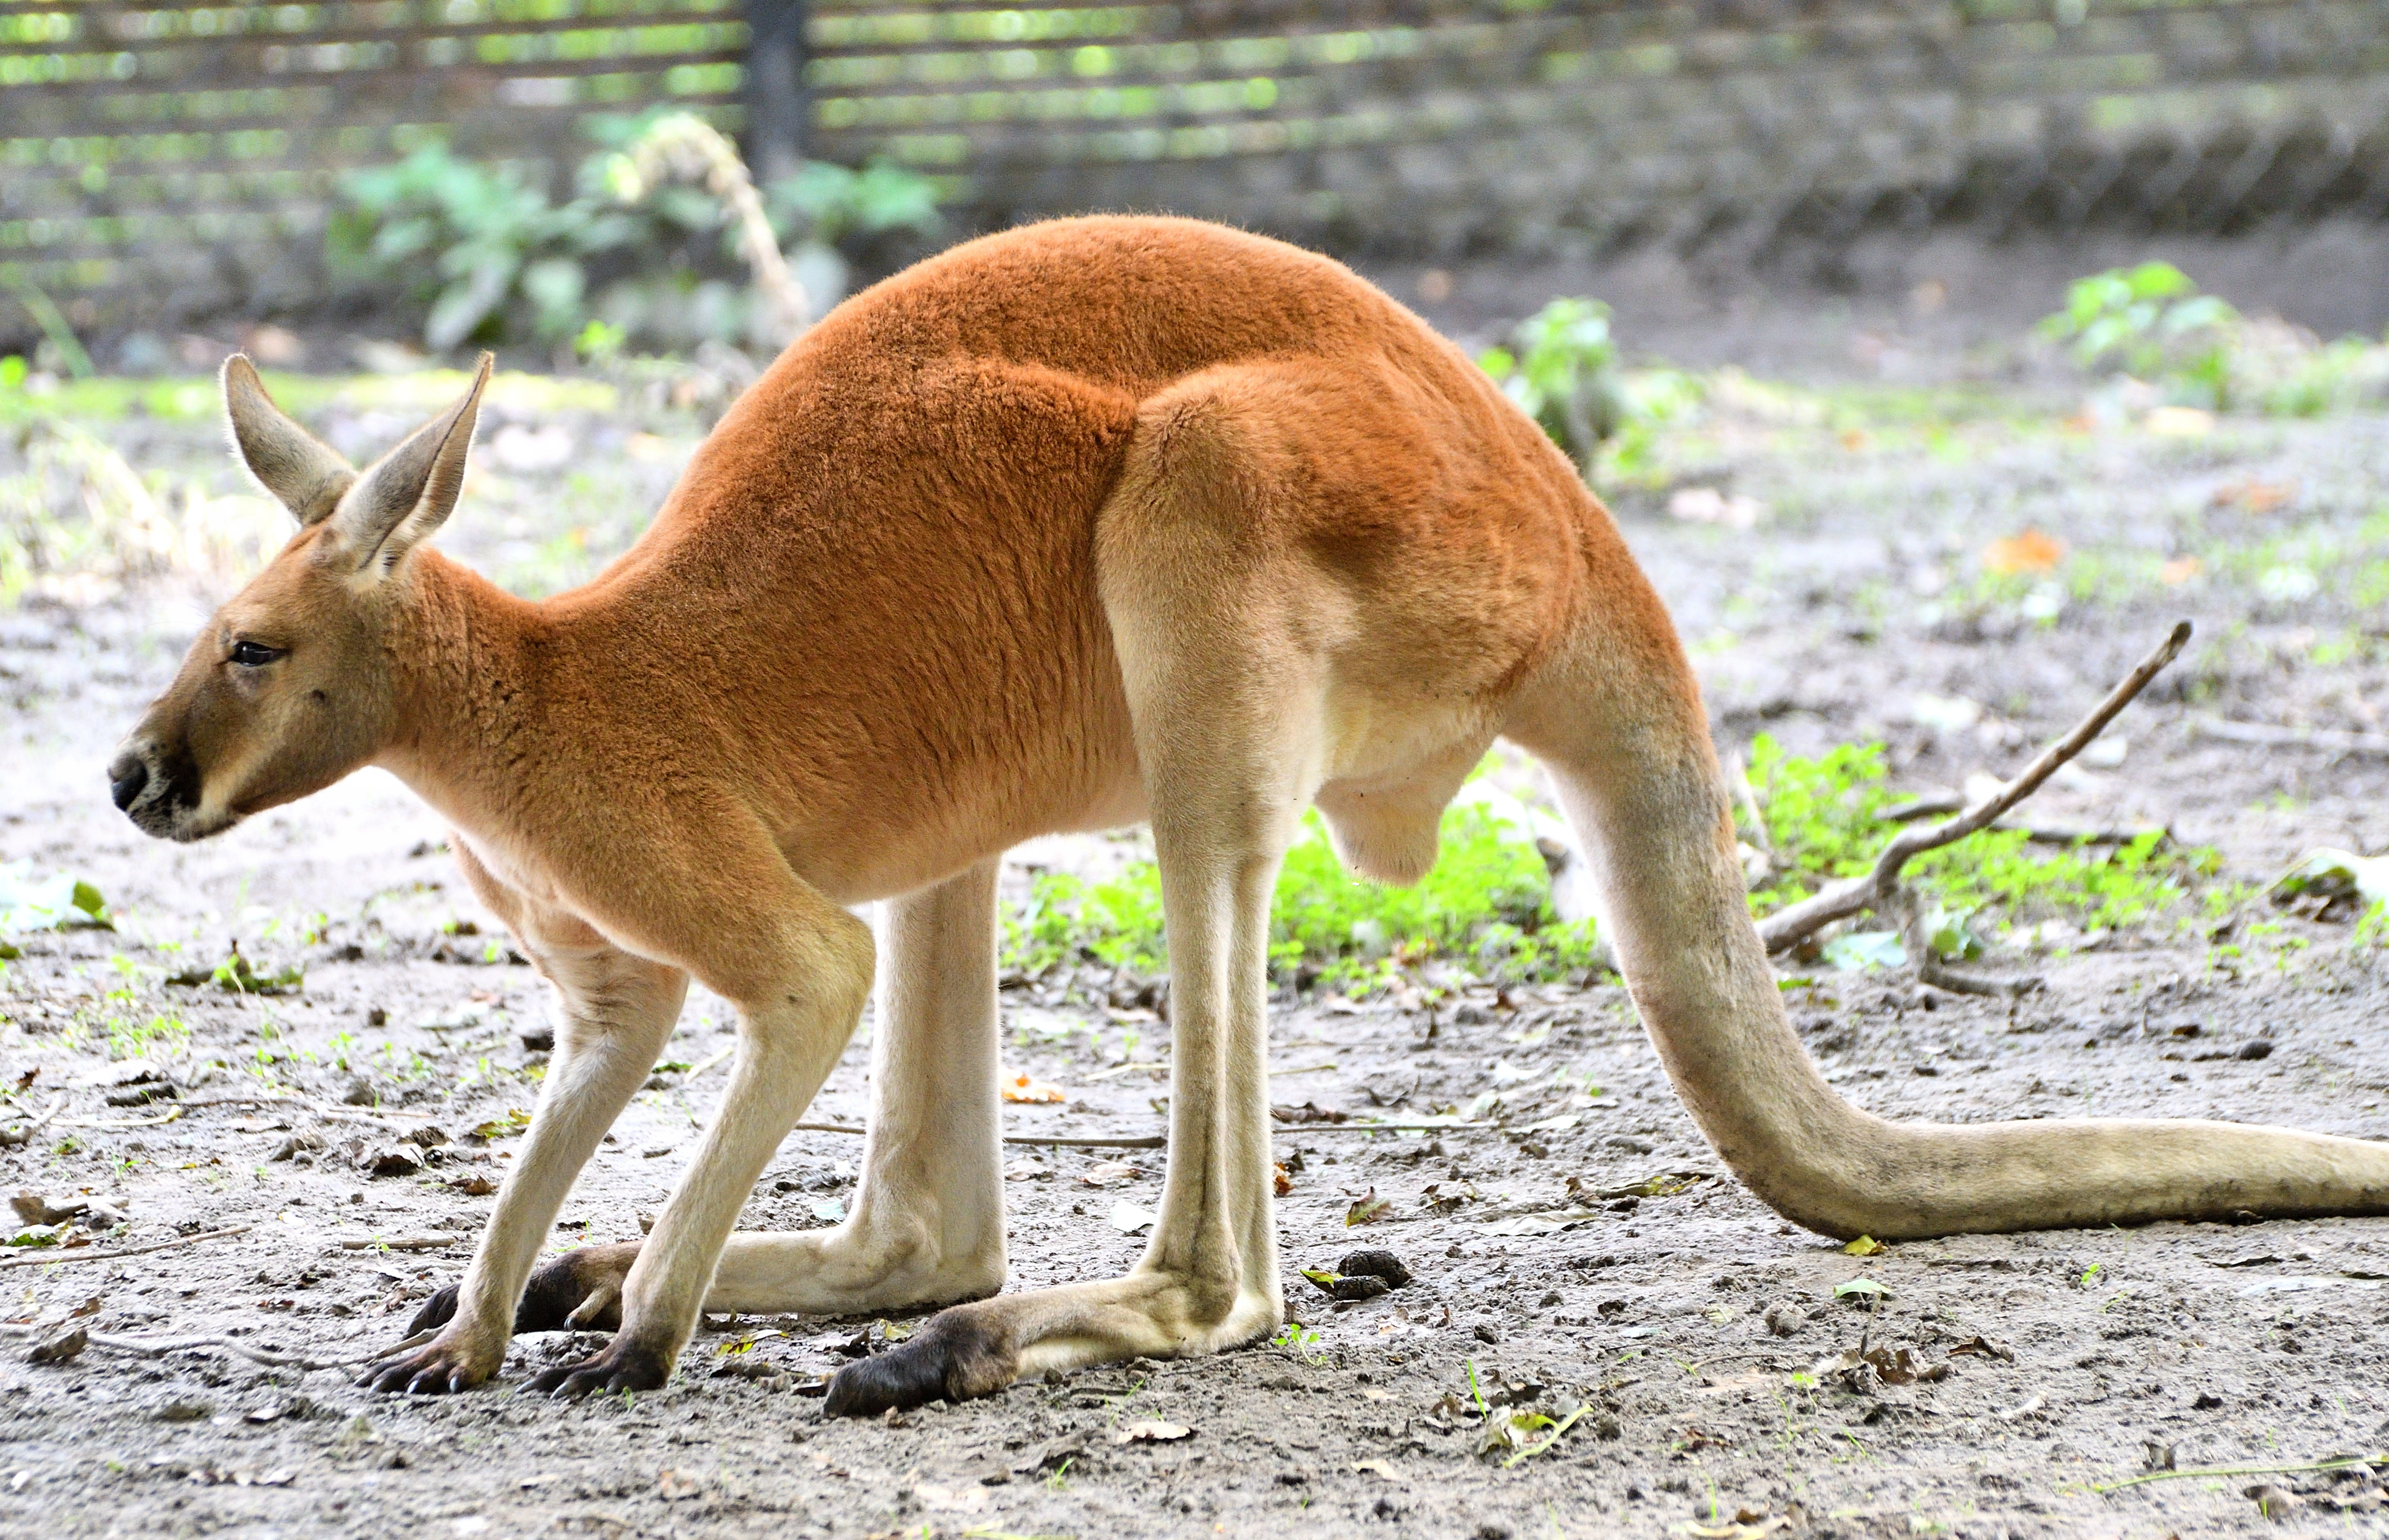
1503 558 2389 1240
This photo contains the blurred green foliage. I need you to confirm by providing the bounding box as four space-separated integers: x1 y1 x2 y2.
2039 261 2389 414
1479 298 1624 468
327 114 944 354
2037 261 2236 391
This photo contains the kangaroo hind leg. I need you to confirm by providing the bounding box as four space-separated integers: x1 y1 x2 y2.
823 392 1329 1414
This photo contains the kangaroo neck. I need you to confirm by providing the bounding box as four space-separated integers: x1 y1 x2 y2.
376 551 547 843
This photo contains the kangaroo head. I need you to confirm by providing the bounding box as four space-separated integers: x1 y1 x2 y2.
108 354 492 842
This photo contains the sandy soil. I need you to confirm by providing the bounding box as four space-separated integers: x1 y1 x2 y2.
3 358 2389 1539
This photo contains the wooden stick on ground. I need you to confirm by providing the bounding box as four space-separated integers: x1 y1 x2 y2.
0 1320 365 1372
1755 621 2191 956
2190 715 2389 758
0 1093 66 1146
788 1117 1502 1151
0 1224 252 1272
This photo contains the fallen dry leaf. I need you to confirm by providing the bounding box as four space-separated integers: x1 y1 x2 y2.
1002 1073 1066 1104
27 1323 87 1364
2160 555 2204 584
1982 528 2066 575
1345 1188 1391 1227
1113 1419 1193 1444
1273 1161 1293 1198
11 1192 87 1227
913 1480 990 1512
2212 477 2297 514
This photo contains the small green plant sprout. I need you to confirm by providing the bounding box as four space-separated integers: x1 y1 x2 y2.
1478 298 1625 469
1921 905 1984 962
106 1012 189 1062
1272 1321 1327 1366
169 942 301 996
574 319 627 365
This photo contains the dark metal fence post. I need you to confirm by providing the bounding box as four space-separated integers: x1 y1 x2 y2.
746 0 810 183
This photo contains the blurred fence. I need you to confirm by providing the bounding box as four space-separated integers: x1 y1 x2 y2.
5 0 2389 335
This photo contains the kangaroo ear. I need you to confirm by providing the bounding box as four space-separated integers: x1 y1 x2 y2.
322 354 493 578
222 355 356 525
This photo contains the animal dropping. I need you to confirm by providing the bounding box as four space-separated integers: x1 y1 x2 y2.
103 216 2389 1414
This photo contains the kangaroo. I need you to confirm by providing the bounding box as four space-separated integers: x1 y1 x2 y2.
111 217 2389 1411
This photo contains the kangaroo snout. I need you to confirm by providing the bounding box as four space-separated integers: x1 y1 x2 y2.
107 746 150 812
107 737 207 840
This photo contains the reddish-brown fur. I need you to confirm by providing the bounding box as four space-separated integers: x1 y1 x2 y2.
113 217 2389 1409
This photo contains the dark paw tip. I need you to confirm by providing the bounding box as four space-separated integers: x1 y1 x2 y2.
406 1284 461 1337
530 1338 674 1400
825 1339 953 1418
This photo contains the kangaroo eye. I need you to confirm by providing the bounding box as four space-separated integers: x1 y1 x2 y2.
229 640 284 667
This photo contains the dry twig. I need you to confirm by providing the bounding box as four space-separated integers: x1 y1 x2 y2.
1880 796 2166 847
0 1224 252 1272
1755 622 2190 956
0 1093 66 1146
0 1320 365 1372
1918 956 2042 998
54 1107 183 1130
788 1117 1497 1150
620 114 807 343
2190 716 2389 759
792 1120 1166 1151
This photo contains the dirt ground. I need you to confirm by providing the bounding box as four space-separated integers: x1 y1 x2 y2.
6 295 2389 1540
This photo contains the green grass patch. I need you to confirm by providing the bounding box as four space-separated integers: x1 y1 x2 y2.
1744 733 2217 940
1003 800 1597 994
1004 734 2223 993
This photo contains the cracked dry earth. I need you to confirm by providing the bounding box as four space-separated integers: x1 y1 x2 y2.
4 391 2389 1540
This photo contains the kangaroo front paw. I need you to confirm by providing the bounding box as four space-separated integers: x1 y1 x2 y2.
516 1243 640 1332
359 1326 504 1395
525 1333 676 1399
824 1304 1017 1417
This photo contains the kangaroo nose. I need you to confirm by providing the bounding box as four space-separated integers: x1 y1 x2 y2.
108 750 149 812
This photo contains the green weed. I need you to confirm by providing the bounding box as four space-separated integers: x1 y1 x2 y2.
2039 261 2389 414
2037 262 2235 404
1001 799 1591 993
1272 1322 1327 1366
1746 734 2215 940
105 1013 188 1062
